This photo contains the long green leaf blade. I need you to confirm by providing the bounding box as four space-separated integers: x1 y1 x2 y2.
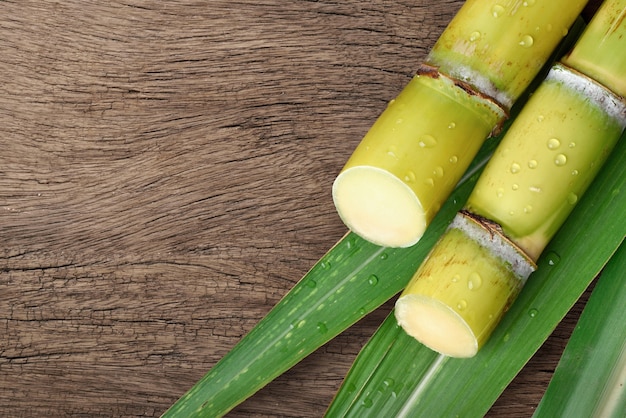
534 243 626 418
326 133 626 417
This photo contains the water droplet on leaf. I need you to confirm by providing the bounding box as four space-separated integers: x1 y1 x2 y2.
546 251 561 266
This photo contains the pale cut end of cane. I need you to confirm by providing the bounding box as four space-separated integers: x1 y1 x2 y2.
395 294 478 358
332 166 426 248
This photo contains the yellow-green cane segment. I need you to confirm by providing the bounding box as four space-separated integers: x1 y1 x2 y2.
333 0 588 248
467 63 626 259
562 0 626 98
428 0 588 108
333 68 505 247
394 211 535 358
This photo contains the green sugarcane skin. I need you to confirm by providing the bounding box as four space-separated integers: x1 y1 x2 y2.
467 64 625 259
395 212 534 357
562 0 626 98
427 0 588 108
333 69 505 247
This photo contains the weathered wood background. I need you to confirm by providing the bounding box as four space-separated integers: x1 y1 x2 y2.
1 1 593 416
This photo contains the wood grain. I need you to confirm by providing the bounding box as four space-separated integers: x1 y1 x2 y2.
0 1 590 416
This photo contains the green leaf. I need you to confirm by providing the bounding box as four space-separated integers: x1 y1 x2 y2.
534 242 626 418
325 133 626 417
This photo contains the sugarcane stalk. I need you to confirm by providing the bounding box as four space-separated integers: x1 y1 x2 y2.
333 0 587 248
395 0 626 358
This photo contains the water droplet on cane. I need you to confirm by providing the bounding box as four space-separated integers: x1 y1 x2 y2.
452 274 460 283
568 193 578 204
433 166 444 178
519 35 534 47
448 122 456 129
387 145 398 159
449 155 458 164
418 134 437 148
469 31 481 42
528 309 538 318
497 188 504 198
524 205 533 214
306 279 317 288
368 275 379 286
468 272 482 290
425 178 435 187
404 171 416 182
457 300 467 311
554 154 567 166
491 4 505 17
317 322 328 334
547 137 561 150
571 169 579 176
510 163 521 174
528 159 538 169
512 183 519 191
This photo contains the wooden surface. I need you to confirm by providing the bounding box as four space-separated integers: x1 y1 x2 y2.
1 1 591 416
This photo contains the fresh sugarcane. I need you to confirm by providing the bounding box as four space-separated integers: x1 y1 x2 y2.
325 137 625 417
161 2 589 416
333 0 586 247
395 0 626 358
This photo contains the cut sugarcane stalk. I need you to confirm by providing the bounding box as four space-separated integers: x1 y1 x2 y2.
395 211 535 357
326 137 625 417
395 0 626 358
333 0 586 248
333 68 505 247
